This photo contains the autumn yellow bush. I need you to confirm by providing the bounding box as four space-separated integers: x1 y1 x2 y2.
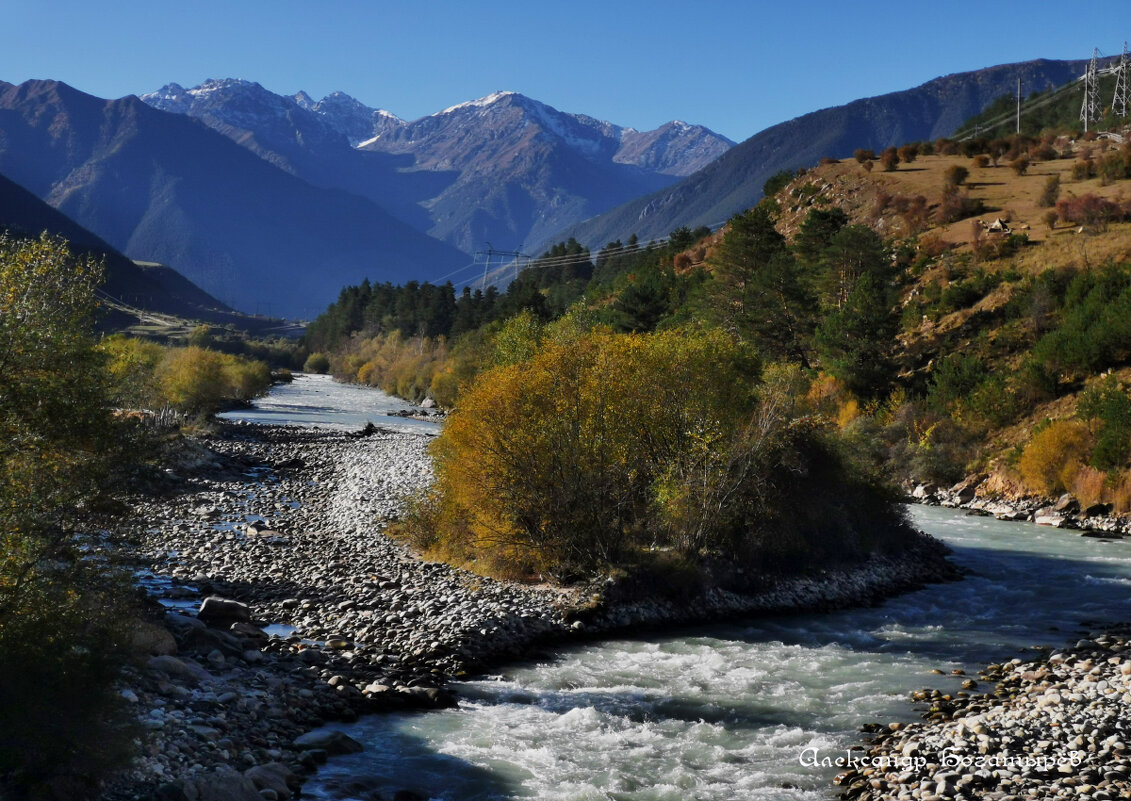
1019 420 1093 496
155 346 271 414
1069 465 1107 509
1111 473 1131 514
406 328 758 577
401 326 911 581
100 334 165 408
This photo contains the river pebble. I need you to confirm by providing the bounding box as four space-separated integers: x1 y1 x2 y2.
844 629 1131 800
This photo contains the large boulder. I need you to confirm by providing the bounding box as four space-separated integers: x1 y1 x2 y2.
166 611 207 634
147 655 211 685
131 620 178 657
171 769 264 801
1034 509 1077 528
293 729 364 755
911 483 938 500
1084 501 1114 517
948 477 981 504
229 621 270 641
181 625 250 658
1053 493 1081 514
243 763 298 800
198 596 251 626
397 686 458 709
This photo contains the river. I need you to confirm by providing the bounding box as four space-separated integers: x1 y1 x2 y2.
217 372 441 435
230 377 1131 801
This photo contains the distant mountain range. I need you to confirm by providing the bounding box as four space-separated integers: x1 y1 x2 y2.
0 79 466 318
0 57 1099 318
140 80 734 254
544 58 1090 253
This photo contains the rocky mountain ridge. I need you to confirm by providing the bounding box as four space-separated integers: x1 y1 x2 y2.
140 80 734 253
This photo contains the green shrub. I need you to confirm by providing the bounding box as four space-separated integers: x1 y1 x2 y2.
303 352 331 373
1078 377 1131 471
927 353 985 410
762 169 794 198
907 418 977 486
1031 264 1131 380
0 233 137 797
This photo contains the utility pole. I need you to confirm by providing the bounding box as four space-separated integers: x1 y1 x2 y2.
1080 47 1100 132
1114 42 1129 118
474 243 530 290
479 242 492 291
1016 77 1021 134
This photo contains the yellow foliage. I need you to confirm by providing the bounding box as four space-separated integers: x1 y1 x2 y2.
1069 465 1107 509
837 398 861 428
156 346 271 414
1018 420 1093 495
336 331 453 404
1112 473 1131 514
99 334 165 408
415 328 759 576
806 372 851 418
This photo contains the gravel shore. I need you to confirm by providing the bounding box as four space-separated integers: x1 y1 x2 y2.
104 422 960 801
840 629 1131 801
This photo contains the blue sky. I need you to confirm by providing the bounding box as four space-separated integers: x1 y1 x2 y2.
2 1 1123 142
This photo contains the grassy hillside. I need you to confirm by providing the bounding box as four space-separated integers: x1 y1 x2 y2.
767 131 1131 505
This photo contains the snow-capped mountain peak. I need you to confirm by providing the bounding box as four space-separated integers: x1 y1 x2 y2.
438 90 520 116
292 90 315 110
136 77 734 254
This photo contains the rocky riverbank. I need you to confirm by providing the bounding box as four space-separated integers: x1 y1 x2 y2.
104 422 959 801
839 628 1131 800
911 478 1131 539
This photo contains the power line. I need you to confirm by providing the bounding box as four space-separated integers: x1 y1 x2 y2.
954 76 1082 139
953 46 1131 140
440 219 733 286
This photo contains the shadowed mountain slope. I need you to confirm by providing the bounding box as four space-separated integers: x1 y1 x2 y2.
0 80 467 318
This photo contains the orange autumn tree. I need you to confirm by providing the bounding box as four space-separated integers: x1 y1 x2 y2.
403 326 911 580
410 328 756 577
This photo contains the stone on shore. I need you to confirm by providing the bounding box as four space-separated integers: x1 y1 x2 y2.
198 596 251 625
293 729 364 755
147 654 211 684
243 762 297 800
158 769 264 801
